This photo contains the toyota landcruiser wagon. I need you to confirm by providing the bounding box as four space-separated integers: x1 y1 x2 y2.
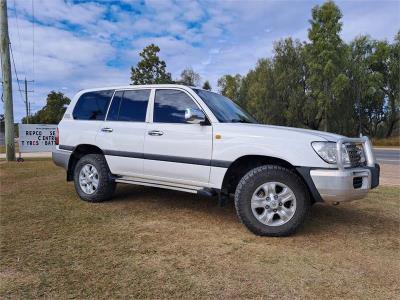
53 84 380 236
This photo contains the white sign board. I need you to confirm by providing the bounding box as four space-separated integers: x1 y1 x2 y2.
18 124 57 153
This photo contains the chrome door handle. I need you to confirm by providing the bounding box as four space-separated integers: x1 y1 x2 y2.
148 130 164 136
101 127 113 133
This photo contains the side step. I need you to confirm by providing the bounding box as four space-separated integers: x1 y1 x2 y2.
115 178 219 197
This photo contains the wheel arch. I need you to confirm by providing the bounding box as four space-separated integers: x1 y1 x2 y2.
67 144 104 181
221 155 316 203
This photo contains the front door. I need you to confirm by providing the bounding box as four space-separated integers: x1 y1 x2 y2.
143 89 213 185
96 89 151 177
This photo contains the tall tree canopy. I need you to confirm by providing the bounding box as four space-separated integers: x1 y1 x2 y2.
178 68 201 86
306 0 347 131
130 44 172 85
217 2 399 138
24 91 71 124
346 36 386 136
375 32 400 137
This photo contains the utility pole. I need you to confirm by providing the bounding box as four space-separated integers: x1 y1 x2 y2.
25 78 29 123
20 78 34 123
0 0 16 161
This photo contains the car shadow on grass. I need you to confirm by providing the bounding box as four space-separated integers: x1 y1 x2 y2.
109 184 397 237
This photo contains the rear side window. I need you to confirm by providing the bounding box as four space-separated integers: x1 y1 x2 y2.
154 89 198 123
107 89 150 122
72 90 114 120
106 91 122 121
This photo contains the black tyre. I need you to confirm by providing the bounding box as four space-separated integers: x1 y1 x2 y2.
73 154 116 202
235 165 310 236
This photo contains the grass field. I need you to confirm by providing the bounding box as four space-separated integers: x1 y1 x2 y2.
1 159 399 299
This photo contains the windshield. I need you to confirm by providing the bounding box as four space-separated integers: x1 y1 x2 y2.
193 89 257 123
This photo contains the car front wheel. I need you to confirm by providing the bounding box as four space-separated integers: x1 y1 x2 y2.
235 165 310 236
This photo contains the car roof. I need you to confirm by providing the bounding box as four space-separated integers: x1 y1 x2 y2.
77 84 200 93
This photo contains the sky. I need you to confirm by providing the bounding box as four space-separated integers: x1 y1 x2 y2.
3 0 400 122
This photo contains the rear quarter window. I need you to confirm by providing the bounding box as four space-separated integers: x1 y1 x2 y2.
72 90 114 120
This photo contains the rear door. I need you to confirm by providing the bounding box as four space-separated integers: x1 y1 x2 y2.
143 88 213 184
96 89 151 177
62 90 114 148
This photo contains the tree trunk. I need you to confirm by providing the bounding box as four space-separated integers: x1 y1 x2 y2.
385 116 399 138
323 81 329 132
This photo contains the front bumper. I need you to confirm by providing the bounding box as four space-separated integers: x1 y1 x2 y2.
52 148 71 170
309 164 380 202
297 136 380 203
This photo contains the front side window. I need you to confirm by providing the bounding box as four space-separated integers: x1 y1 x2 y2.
73 90 114 120
107 90 150 122
154 89 199 123
193 89 257 123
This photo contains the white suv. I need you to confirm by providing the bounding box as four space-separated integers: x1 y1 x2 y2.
53 84 380 236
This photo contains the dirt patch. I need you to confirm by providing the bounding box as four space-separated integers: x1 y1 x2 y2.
380 163 400 186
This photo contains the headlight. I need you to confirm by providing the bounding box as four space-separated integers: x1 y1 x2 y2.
311 141 350 165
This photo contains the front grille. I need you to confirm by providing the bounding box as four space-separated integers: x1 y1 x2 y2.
353 177 363 189
346 143 365 167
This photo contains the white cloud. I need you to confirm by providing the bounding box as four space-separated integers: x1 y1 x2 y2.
14 0 105 27
340 1 400 41
3 0 399 122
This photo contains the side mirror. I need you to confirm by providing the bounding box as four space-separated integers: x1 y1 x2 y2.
185 108 206 124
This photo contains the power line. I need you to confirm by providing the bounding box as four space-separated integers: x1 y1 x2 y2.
12 0 27 78
31 0 35 84
8 42 24 104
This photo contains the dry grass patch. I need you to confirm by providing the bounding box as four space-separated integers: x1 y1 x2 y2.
372 136 400 147
1 159 400 299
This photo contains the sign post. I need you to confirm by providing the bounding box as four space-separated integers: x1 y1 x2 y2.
18 124 57 161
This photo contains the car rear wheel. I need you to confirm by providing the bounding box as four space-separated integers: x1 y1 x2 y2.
74 154 116 202
235 165 310 236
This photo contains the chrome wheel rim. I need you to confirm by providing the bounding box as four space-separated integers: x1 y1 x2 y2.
251 181 296 227
79 164 99 195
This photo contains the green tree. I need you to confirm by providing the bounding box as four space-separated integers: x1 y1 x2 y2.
345 36 386 136
244 59 279 124
217 74 242 102
306 0 347 131
212 2 398 138
130 44 172 85
272 38 311 128
178 68 201 86
24 91 70 124
371 32 400 137
202 80 211 90
386 32 400 137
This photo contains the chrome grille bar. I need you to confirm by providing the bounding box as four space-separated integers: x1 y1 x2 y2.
336 136 375 170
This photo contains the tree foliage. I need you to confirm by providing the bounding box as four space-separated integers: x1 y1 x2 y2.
23 91 71 124
306 0 347 131
217 2 399 138
374 32 400 137
346 36 386 136
202 80 212 90
130 44 172 85
217 74 242 103
178 68 201 86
